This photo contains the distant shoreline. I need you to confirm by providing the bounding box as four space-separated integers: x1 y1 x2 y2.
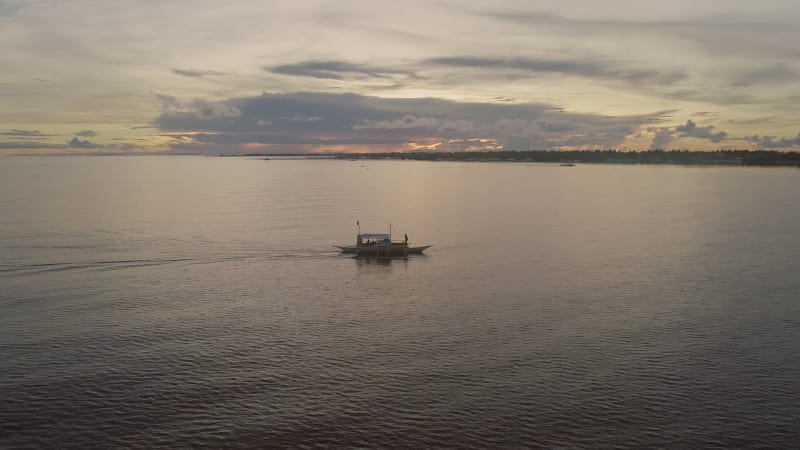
325 150 800 167
5 150 797 167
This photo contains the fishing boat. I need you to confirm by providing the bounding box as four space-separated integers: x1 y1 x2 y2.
336 222 431 257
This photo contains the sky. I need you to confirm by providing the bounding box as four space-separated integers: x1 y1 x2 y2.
1 0 800 154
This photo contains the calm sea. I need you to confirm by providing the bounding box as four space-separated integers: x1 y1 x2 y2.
2 156 799 448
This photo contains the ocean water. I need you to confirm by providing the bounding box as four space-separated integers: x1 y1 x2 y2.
1 155 799 448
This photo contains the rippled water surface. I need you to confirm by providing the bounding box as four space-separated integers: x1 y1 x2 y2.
2 156 800 448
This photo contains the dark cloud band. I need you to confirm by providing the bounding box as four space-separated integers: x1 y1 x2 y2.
154 91 667 154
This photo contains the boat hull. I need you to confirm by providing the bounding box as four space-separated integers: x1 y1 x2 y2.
336 245 431 256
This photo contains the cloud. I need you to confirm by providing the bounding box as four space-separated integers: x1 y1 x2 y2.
153 91 666 154
726 115 779 125
648 119 730 149
435 139 503 152
486 10 800 60
1 129 53 137
745 133 800 148
427 56 687 85
0 0 21 17
152 92 240 118
4 2 799 153
171 68 227 78
269 60 416 80
733 63 799 87
0 141 64 150
649 128 673 150
67 136 98 149
537 121 578 132
154 93 182 111
287 115 321 122
102 142 143 152
74 130 97 137
353 115 474 132
690 111 717 117
659 89 755 106
675 119 728 142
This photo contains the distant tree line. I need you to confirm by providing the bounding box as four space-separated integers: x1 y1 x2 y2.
339 150 800 166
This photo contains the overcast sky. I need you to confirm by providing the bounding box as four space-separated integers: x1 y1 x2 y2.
2 0 799 154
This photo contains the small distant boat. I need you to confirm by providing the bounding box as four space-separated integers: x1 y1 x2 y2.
560 163 576 166
336 223 431 257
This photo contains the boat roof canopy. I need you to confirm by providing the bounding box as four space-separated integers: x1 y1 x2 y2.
359 233 391 239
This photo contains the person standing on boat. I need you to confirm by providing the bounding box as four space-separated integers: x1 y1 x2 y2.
404 233 408 244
